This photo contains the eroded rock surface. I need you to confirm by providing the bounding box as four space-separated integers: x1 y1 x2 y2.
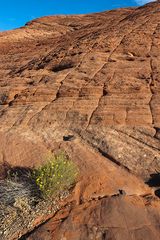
0 1 160 239
37 195 160 240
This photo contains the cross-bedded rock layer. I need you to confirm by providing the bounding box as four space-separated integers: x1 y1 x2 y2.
0 1 160 239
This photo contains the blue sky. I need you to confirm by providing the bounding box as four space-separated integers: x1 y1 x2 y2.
0 0 154 31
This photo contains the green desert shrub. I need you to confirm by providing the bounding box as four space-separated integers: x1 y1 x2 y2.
32 152 78 198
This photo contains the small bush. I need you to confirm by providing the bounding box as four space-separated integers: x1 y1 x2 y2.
32 152 78 198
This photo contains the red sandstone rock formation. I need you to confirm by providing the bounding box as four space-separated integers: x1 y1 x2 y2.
0 1 160 239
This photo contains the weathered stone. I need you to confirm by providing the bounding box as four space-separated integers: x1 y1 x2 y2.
0 1 160 239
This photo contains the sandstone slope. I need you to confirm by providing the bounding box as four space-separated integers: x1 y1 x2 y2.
0 1 160 239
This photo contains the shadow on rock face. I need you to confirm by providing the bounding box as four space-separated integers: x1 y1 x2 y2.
63 135 76 141
146 173 160 187
155 189 160 198
146 173 160 198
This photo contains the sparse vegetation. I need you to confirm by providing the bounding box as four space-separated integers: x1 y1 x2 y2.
0 152 78 211
0 164 41 206
32 152 78 198
0 153 78 239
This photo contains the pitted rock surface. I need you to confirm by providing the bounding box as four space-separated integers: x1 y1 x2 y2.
0 1 160 239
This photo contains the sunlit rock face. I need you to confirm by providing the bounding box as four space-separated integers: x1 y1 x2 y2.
0 1 160 239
